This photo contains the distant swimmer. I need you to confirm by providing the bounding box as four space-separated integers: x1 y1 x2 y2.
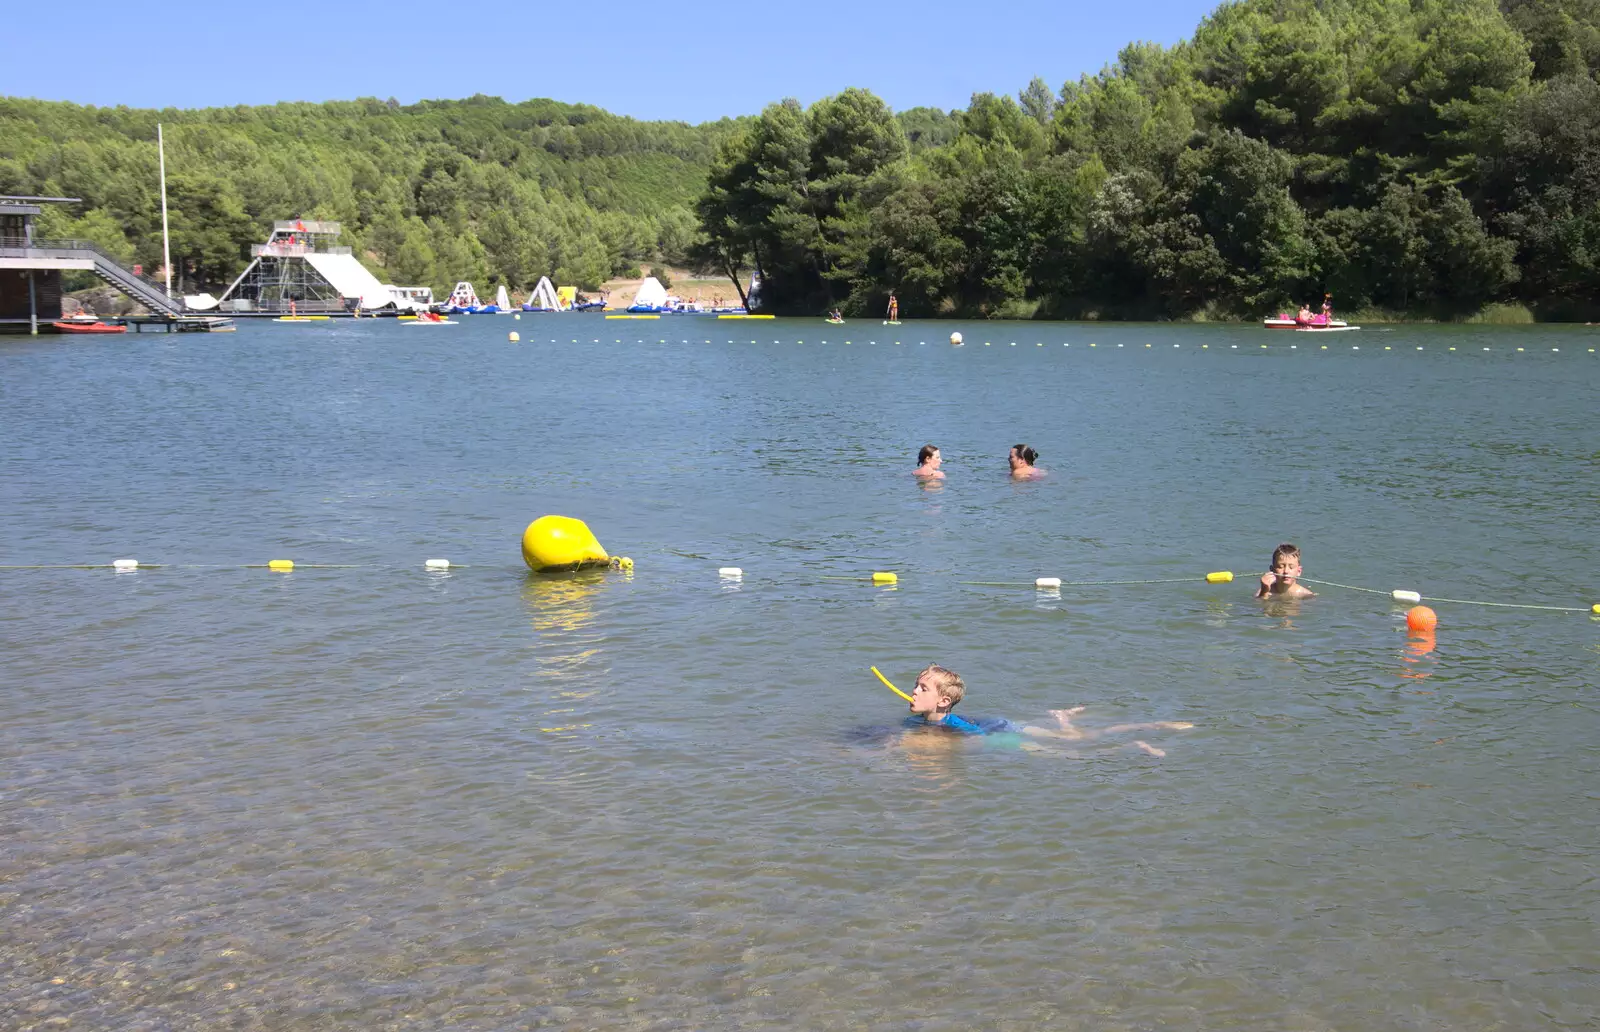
1009 443 1043 479
1256 542 1316 599
914 443 944 479
899 664 1192 755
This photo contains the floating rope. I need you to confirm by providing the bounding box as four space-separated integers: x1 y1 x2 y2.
2 562 1594 614
1302 578 1594 614
0 563 167 569
1298 577 1390 596
960 576 1206 588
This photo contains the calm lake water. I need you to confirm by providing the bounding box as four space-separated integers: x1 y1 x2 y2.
2 316 1597 1030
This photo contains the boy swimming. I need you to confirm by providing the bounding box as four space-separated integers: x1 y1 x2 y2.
904 664 1014 733
1256 543 1316 599
902 664 1191 755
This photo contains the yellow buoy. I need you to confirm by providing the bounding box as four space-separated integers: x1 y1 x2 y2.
872 571 898 585
1205 571 1234 584
268 559 295 572
521 515 610 571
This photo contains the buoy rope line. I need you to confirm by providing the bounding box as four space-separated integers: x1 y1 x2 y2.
1297 577 1390 596
520 337 1599 352
0 563 369 569
1302 578 1593 613
6 561 1592 614
0 562 439 571
959 576 1204 587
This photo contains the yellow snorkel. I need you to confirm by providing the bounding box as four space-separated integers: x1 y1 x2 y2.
870 666 914 702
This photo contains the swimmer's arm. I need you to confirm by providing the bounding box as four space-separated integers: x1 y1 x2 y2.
1257 572 1276 598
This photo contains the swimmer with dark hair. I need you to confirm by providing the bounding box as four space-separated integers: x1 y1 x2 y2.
914 444 944 479
1008 443 1043 479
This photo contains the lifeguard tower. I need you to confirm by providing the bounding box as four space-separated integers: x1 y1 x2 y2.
204 220 416 314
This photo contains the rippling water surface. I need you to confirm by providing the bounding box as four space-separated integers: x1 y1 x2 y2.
3 317 1598 1029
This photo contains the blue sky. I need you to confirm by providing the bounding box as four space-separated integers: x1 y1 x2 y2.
6 0 1223 121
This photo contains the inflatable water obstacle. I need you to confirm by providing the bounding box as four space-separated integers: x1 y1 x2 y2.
520 515 632 573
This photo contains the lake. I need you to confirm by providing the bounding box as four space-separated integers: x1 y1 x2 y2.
2 316 1597 1030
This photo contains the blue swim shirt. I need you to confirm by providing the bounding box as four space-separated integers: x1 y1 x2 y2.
902 714 1023 736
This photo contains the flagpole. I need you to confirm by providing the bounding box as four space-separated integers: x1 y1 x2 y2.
159 123 172 298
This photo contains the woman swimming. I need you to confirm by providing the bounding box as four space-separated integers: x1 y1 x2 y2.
1009 444 1043 479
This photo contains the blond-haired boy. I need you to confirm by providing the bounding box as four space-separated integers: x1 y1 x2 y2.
1256 543 1316 599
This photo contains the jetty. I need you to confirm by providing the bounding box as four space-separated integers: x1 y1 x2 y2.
1 195 195 334
121 315 236 333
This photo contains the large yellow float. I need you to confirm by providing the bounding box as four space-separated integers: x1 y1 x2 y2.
520 516 632 572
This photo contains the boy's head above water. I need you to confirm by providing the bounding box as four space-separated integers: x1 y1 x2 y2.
909 664 966 716
1270 543 1303 581
1258 542 1315 598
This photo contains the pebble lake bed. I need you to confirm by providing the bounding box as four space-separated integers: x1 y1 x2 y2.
3 315 1597 1029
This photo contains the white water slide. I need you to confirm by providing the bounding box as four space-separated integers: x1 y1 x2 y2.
305 252 417 310
527 275 563 310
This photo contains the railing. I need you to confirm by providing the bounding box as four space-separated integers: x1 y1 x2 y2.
8 237 184 315
0 238 104 261
272 220 341 234
250 243 353 257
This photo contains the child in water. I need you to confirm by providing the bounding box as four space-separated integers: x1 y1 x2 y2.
904 664 1191 755
1256 542 1316 599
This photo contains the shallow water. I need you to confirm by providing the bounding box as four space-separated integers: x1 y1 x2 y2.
2 317 1597 1030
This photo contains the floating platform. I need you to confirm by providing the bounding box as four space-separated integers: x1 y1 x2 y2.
718 314 773 319
122 315 236 333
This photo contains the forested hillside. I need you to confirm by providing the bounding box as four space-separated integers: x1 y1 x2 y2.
0 95 741 295
7 0 1600 317
700 0 1600 319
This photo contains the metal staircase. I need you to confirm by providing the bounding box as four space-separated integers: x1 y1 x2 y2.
0 238 185 316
